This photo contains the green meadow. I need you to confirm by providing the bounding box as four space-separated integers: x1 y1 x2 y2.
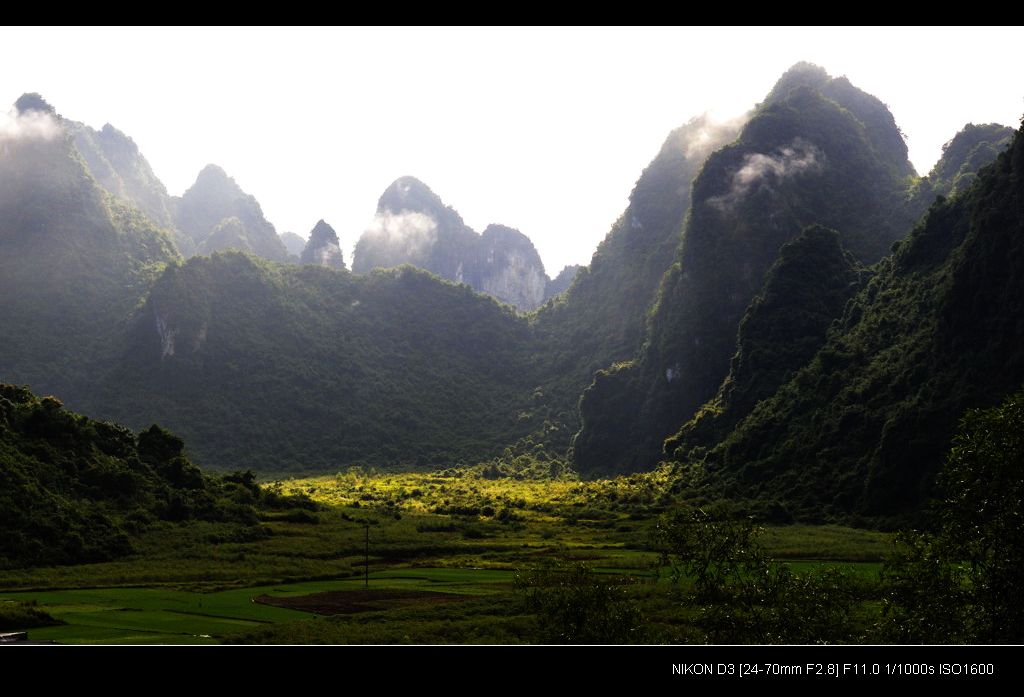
0 468 893 644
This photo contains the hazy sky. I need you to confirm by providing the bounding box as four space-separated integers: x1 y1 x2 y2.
2 27 1022 273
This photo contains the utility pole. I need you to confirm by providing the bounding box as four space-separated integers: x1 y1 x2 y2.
364 523 369 589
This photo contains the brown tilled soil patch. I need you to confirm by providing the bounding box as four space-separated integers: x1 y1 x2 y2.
253 589 473 615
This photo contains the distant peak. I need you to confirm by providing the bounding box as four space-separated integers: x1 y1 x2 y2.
378 176 443 214
180 164 247 207
189 164 243 195
198 163 230 180
782 61 830 80
301 219 345 269
393 175 430 192
764 62 832 104
14 92 56 116
97 123 139 153
309 219 339 244
482 224 528 242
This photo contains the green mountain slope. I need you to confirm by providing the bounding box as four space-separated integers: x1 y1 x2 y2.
544 264 582 302
527 113 745 447
69 121 178 234
92 254 543 471
687 119 1024 521
174 164 290 262
905 123 1015 218
537 114 744 376
572 64 920 476
0 384 266 569
0 94 179 406
668 225 864 455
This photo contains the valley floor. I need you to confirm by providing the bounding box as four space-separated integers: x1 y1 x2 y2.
0 469 892 644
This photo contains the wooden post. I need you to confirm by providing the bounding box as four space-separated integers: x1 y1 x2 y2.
364 523 369 589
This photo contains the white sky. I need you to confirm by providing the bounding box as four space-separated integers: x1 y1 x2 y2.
2 27 1022 273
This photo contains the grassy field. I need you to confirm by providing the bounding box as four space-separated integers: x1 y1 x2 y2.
0 570 517 644
0 467 894 644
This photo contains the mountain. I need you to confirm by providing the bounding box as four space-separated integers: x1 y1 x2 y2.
4 78 1017 518
906 123 1015 218
58 108 303 265
925 123 1014 196
572 64 922 476
477 224 547 310
279 231 306 258
91 254 545 471
526 113 746 451
667 225 865 457
63 113 305 265
0 94 180 406
68 122 179 238
174 164 290 262
674 119 1024 522
200 216 254 255
1 96 545 474
544 265 582 301
352 177 550 311
300 219 345 270
353 176 476 279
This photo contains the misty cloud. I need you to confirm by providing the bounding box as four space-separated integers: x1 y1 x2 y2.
364 210 438 258
0 108 61 145
681 112 748 161
710 138 823 211
316 243 344 266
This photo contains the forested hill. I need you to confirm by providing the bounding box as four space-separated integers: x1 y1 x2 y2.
1 95 548 472
0 94 180 407
674 118 1024 522
65 107 293 265
174 164 291 262
0 383 276 568
572 64 928 477
530 113 745 436
90 255 546 471
904 122 1015 219
669 225 865 456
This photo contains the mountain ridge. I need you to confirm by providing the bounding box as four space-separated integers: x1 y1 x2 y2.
353 176 560 311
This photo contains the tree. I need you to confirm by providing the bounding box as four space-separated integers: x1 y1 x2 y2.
515 562 644 644
653 503 856 643
882 391 1024 642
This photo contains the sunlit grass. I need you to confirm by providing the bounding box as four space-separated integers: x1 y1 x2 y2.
0 467 893 643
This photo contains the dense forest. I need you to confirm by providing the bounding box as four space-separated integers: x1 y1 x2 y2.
573 63 924 479
0 383 310 569
670 115 1024 523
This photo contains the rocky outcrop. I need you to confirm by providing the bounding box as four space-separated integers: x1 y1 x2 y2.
477 225 547 310
353 177 551 311
544 264 582 301
173 164 289 262
70 123 178 236
279 231 306 258
300 219 345 270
